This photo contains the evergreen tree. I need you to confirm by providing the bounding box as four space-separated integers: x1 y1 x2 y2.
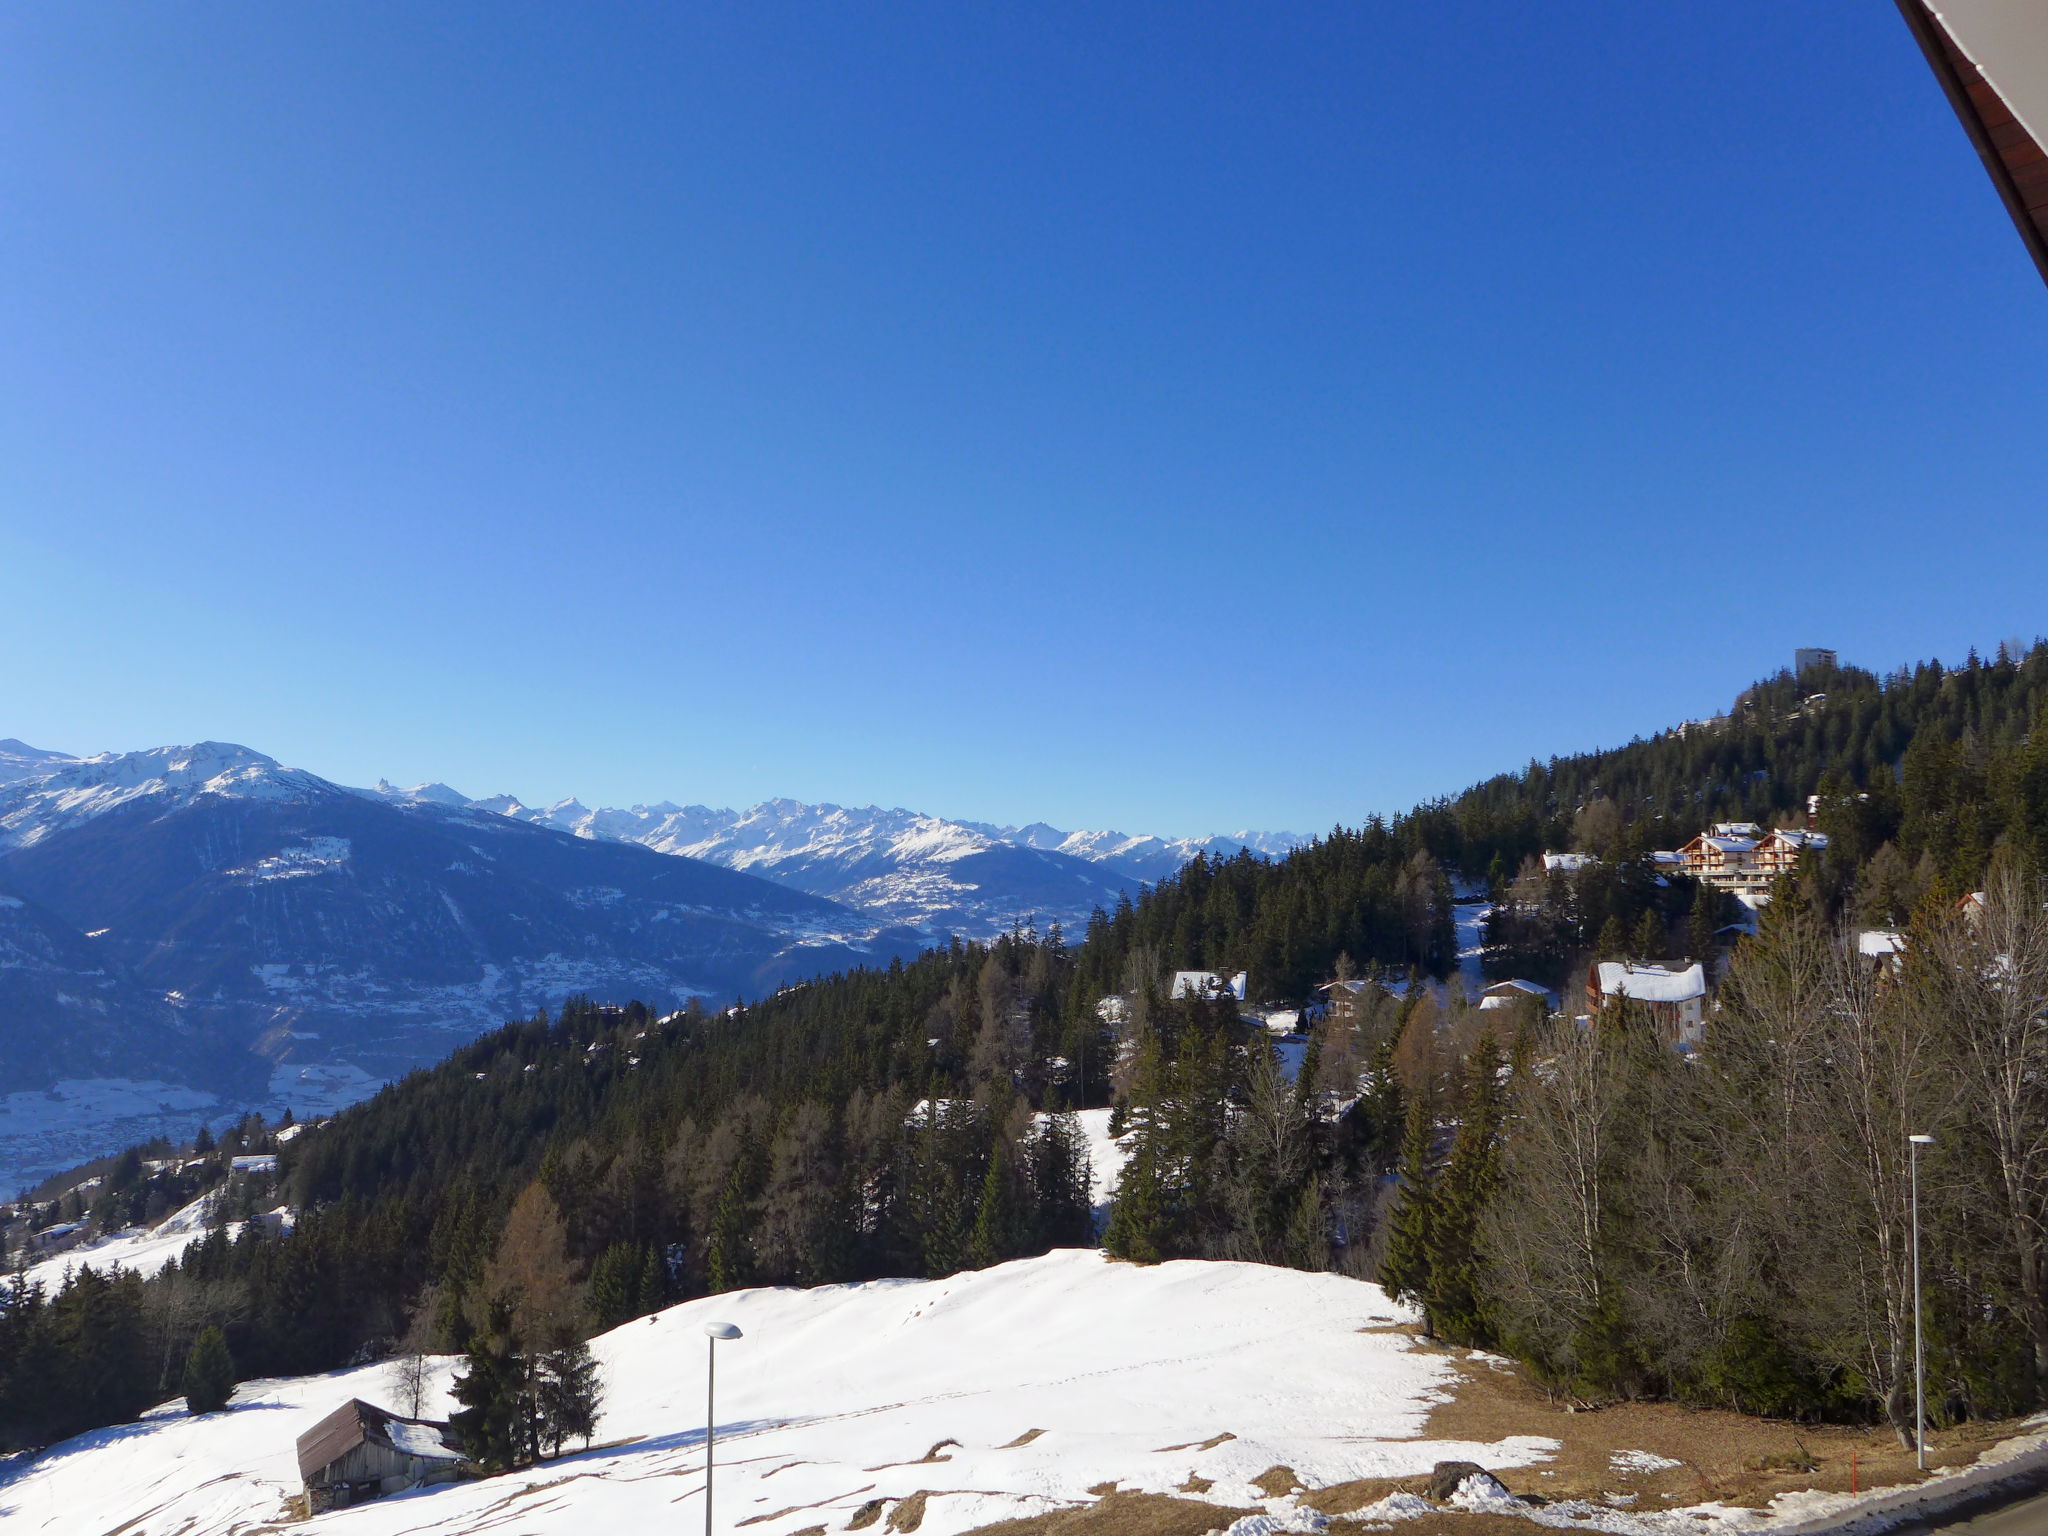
705 1166 754 1294
535 1341 604 1456
1630 909 1665 964
1422 1034 1507 1343
588 1242 644 1330
1686 884 1718 962
450 1302 526 1471
1377 1094 1439 1327
1595 912 1628 960
181 1325 235 1415
1030 1111 1095 1248
967 1139 1021 1269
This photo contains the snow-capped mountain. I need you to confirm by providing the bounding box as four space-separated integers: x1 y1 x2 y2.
0 736 1298 1188
370 783 1305 935
988 822 1308 884
0 737 83 787
0 743 917 1190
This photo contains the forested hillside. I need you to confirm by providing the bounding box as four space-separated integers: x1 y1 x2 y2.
9 642 2048 1455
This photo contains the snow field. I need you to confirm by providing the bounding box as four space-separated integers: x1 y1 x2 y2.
4 1249 1563 1536
21 1190 292 1295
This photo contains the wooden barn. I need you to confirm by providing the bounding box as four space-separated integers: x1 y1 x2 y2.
296 1398 467 1512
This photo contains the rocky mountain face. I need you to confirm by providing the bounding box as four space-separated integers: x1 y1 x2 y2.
0 743 915 1190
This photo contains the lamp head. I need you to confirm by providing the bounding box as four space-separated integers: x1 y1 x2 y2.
1909 1134 1935 1145
703 1321 743 1340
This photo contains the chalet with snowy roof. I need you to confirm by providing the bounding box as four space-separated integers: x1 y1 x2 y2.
1171 970 1247 1005
1588 961 1707 1045
28 1220 86 1257
1478 978 1553 1012
1857 929 1908 979
1751 828 1828 880
1677 827 1768 898
297 1398 467 1512
1542 852 1597 874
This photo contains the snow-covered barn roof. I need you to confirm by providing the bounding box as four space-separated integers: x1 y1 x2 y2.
1594 962 1706 1004
296 1399 463 1483
1542 852 1596 873
1858 930 1908 958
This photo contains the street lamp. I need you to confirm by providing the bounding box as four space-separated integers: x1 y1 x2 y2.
1909 1133 1935 1471
703 1321 743 1536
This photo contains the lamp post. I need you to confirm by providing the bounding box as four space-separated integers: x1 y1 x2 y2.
1909 1133 1935 1472
703 1321 743 1536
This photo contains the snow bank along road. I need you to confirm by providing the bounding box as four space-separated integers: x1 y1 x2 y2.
6 1249 1573 1536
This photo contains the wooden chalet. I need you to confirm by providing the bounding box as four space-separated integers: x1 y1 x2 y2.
1477 978 1553 1012
1750 827 1829 880
297 1398 467 1512
1587 961 1708 1046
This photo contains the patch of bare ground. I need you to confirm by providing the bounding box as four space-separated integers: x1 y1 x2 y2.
1303 1332 2027 1522
1152 1433 1235 1454
1000 1430 1048 1449
868 1439 963 1471
968 1491 1258 1536
887 1491 932 1530
1249 1465 1301 1499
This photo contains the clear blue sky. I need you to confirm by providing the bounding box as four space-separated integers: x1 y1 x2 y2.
2 3 2042 837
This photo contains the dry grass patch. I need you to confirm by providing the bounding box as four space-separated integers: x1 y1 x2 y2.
1249 1466 1300 1499
999 1430 1048 1449
1152 1432 1236 1454
887 1491 932 1531
969 1491 1256 1536
1344 1335 2027 1513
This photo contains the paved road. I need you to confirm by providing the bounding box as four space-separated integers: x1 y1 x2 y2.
1893 1481 2048 1533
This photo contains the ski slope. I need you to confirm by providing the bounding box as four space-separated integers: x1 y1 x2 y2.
6 1249 1567 1536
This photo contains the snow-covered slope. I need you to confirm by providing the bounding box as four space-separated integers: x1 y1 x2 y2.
20 1188 287 1295
8 1250 1564 1536
372 784 1306 939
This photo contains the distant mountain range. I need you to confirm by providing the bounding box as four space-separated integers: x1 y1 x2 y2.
367 779 1301 935
0 737 1297 1189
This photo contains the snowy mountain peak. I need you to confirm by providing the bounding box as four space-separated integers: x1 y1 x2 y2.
0 741 337 850
372 779 472 807
0 739 84 787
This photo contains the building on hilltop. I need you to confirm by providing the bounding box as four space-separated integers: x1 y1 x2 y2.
1795 647 1837 675
1588 961 1708 1045
297 1398 468 1513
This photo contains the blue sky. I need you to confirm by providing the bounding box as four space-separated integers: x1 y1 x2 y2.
2 3 2043 837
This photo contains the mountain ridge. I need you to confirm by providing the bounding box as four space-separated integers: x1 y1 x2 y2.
367 778 1304 925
